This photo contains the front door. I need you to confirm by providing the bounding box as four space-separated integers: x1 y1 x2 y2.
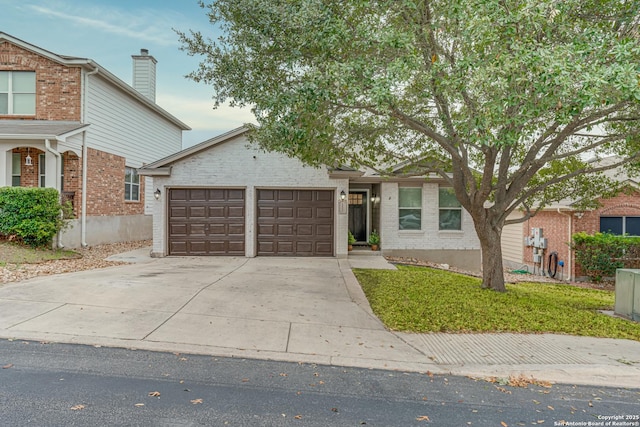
348 191 368 242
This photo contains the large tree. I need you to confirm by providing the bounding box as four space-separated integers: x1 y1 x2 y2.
179 0 640 291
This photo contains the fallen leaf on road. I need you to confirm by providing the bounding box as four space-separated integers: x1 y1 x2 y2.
416 415 430 421
70 404 85 411
190 399 203 404
134 403 144 407
294 415 302 419
148 391 161 397
547 406 554 411
2 364 13 369
501 422 508 427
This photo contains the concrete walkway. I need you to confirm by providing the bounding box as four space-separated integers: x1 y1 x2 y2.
0 249 638 389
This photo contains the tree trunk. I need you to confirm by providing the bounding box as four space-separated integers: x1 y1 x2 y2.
475 223 507 292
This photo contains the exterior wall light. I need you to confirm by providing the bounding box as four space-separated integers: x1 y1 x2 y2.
154 188 161 200
340 190 346 201
25 148 32 166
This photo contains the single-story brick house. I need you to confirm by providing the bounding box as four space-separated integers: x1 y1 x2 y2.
139 127 482 270
0 32 190 247
502 157 640 281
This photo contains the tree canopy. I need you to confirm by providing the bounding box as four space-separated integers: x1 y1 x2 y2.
179 0 640 291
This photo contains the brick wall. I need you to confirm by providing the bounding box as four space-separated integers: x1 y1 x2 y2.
522 189 640 279
85 147 144 216
0 41 81 121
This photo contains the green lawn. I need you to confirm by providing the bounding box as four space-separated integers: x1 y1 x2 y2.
0 241 80 265
354 265 640 341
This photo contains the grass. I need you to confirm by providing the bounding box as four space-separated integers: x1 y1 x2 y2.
354 265 640 341
0 241 80 265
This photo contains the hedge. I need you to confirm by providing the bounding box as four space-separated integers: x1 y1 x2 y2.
571 232 640 282
0 187 68 247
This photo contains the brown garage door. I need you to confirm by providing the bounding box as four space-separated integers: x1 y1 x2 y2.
168 188 245 255
257 189 334 256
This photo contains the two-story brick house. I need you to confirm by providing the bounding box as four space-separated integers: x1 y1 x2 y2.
0 32 190 247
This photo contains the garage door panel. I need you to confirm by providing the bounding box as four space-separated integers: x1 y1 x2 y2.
277 207 294 218
258 224 275 235
189 189 208 201
297 224 313 236
316 224 332 236
188 223 206 235
297 207 313 218
297 191 313 202
168 188 245 256
170 206 187 217
170 223 187 236
316 191 333 202
228 206 244 218
189 206 206 218
316 207 333 219
228 224 245 235
257 189 334 256
258 207 275 218
278 190 294 201
277 224 294 236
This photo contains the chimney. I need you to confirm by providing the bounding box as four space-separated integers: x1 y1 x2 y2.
131 48 157 102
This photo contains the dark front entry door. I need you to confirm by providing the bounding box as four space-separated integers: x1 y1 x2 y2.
348 192 367 242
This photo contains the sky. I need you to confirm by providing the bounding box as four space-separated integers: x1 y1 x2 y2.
0 0 256 148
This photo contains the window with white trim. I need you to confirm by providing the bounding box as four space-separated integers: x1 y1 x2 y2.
0 71 36 115
398 187 422 230
125 167 140 201
438 187 462 230
11 153 21 186
600 216 640 236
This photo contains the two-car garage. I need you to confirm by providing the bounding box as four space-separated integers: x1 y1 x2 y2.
167 187 334 257
140 127 348 259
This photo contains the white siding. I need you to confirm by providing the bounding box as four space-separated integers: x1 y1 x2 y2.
151 135 349 257
85 74 183 167
502 211 525 264
380 182 480 251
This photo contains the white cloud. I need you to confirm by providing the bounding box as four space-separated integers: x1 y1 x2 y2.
25 3 182 46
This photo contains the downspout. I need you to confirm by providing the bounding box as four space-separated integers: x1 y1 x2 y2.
557 208 573 280
45 138 63 248
81 66 100 247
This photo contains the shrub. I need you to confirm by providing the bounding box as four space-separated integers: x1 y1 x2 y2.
571 232 640 282
0 187 69 247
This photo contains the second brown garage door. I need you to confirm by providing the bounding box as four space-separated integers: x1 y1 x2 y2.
257 189 334 256
168 188 245 256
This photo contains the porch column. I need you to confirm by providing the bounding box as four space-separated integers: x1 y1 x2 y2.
0 148 9 187
44 145 60 191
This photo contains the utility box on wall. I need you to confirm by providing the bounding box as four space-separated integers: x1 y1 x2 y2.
615 269 640 322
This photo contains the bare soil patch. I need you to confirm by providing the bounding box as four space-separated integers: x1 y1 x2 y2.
1 240 151 285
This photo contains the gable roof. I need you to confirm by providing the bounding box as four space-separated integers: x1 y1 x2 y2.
0 32 191 131
139 126 249 176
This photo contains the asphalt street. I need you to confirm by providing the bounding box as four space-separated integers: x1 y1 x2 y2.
1 340 639 427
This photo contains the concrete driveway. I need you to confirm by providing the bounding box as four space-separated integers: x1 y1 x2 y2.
2 252 640 387
0 254 430 370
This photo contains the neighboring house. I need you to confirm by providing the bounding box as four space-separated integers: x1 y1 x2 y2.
0 33 190 247
502 156 640 281
139 127 481 270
